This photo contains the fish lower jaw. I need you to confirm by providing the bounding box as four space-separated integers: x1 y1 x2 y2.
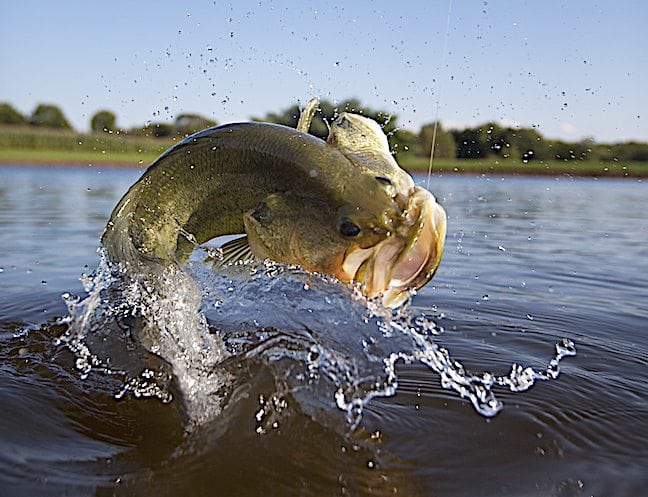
338 189 447 308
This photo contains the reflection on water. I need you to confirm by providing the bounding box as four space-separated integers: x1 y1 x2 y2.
1 165 647 496
0 166 142 294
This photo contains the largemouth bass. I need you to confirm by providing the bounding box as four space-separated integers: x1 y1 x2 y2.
102 100 446 307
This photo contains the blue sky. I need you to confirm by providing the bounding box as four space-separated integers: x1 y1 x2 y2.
1 1 646 142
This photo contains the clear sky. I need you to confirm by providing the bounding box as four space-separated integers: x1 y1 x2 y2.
1 1 646 143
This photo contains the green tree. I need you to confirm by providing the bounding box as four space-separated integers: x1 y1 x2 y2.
90 110 117 133
453 127 489 159
508 126 547 161
174 113 217 136
418 122 456 158
547 139 592 161
453 122 522 160
617 142 648 161
390 128 421 157
590 141 648 162
480 122 513 158
148 122 174 138
0 102 26 125
30 103 72 129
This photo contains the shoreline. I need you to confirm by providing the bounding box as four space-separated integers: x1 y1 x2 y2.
0 155 645 179
0 157 148 168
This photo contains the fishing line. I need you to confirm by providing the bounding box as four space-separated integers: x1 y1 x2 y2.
427 0 454 190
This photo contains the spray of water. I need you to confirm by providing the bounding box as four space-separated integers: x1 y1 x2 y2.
57 251 575 432
57 249 231 426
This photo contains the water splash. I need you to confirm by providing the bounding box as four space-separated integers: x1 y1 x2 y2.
57 250 576 432
194 256 575 428
57 249 230 426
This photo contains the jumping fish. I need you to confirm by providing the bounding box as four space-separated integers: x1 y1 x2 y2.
102 98 446 307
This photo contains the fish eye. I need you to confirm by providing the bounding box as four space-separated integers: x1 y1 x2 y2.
250 200 270 225
375 176 393 186
339 219 361 237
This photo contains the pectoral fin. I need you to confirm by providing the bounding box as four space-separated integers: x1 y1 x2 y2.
209 235 255 268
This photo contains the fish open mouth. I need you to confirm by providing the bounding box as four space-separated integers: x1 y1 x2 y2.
339 186 447 308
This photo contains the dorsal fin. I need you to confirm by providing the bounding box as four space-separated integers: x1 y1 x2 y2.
297 97 320 133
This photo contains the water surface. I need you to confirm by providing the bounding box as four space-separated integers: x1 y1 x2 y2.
1 164 646 496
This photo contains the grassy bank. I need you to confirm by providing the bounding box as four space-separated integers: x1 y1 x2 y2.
1 125 646 176
0 125 173 166
0 148 163 166
398 155 647 178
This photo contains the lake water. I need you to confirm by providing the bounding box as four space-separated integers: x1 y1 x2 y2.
1 164 646 497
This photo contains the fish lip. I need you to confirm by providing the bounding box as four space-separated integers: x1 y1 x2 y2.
389 187 446 289
339 186 447 307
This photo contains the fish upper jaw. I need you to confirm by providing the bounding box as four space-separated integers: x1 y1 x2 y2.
382 187 446 307
339 186 447 308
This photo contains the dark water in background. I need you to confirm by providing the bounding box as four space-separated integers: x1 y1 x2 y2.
0 164 647 497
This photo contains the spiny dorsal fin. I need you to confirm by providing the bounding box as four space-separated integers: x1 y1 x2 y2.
213 235 255 268
297 97 320 133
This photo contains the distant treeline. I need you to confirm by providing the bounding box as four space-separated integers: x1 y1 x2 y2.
1 100 646 163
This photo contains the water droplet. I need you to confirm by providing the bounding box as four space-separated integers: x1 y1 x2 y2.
556 338 576 358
